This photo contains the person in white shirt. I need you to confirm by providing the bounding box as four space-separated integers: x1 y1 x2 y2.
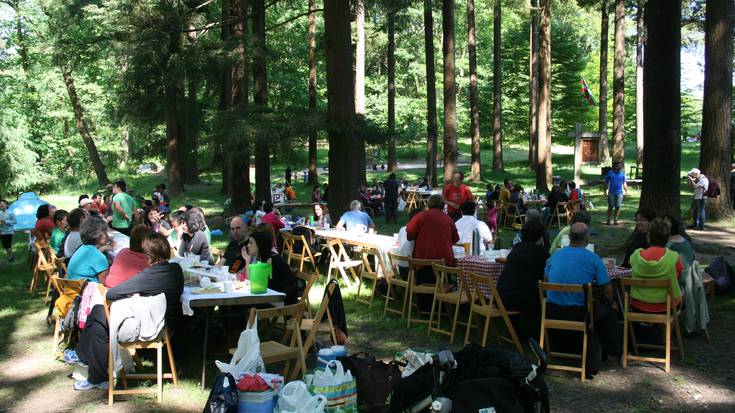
454 201 493 253
687 168 709 230
64 208 87 258
396 208 424 278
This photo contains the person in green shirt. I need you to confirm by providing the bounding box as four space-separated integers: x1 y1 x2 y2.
550 210 591 254
49 209 68 254
110 180 135 236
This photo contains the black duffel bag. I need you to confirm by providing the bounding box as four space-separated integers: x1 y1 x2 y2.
338 352 403 412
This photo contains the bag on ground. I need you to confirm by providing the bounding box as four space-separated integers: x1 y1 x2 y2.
203 372 239 413
215 316 265 378
338 352 402 412
704 256 734 295
276 380 327 413
307 360 358 413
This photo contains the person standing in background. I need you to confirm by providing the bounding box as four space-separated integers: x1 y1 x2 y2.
285 166 292 185
383 173 400 223
442 172 474 221
605 162 627 225
109 180 135 236
687 168 709 231
0 200 16 262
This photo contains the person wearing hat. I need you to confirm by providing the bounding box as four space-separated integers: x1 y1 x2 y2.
80 198 101 219
604 161 628 225
687 168 709 230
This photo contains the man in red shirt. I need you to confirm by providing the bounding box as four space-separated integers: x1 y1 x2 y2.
407 195 459 310
442 172 474 221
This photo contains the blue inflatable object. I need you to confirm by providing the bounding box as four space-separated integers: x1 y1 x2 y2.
8 192 48 231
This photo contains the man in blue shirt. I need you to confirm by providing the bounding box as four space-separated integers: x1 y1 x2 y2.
605 162 627 225
336 200 375 233
544 222 621 362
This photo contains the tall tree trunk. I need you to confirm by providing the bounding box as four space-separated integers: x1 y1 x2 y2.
639 0 680 217
700 0 734 219
424 0 439 187
354 0 366 114
387 9 397 172
324 0 362 217
181 77 200 185
307 0 319 184
528 0 539 171
612 0 625 164
491 0 502 172
220 0 234 196
442 0 457 184
635 2 644 171
229 0 250 211
59 63 110 187
164 81 184 196
252 0 270 202
598 0 610 164
536 0 551 192
467 0 482 179
14 3 43 146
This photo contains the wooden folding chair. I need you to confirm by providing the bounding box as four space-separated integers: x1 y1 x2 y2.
356 248 387 308
50 276 86 357
44 249 66 304
280 232 297 266
405 191 418 211
384 252 411 318
427 264 469 344
100 284 178 405
538 281 593 381
247 302 308 380
463 272 523 353
289 230 322 276
31 242 55 296
501 201 525 229
294 271 317 319
406 258 444 328
566 199 581 221
621 278 685 373
548 201 569 229
325 238 362 287
300 281 338 352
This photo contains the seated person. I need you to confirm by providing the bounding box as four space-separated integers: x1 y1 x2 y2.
545 222 621 361
664 215 694 278
336 200 375 233
260 201 285 230
178 208 213 263
509 185 526 214
313 204 332 228
144 207 171 235
50 209 69 255
454 201 493 252
34 204 55 238
622 207 656 267
417 176 431 190
568 181 584 209
105 225 151 288
167 210 185 253
498 219 549 321
629 217 683 312
223 217 248 273
498 180 512 204
396 208 424 278
311 186 321 203
74 232 184 391
550 210 591 254
239 230 299 305
540 185 568 225
63 208 87 258
67 217 112 284
512 209 549 250
284 183 297 201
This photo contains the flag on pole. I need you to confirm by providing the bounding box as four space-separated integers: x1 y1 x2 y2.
580 78 597 106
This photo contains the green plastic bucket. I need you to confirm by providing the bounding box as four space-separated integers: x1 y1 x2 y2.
249 263 272 294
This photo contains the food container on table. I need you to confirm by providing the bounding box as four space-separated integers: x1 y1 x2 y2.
248 263 272 294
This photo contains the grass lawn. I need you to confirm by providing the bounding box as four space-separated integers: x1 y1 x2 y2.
1 141 734 412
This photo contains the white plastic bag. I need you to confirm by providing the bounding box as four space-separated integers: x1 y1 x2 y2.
276 380 327 413
311 360 353 386
400 349 433 378
214 315 265 378
397 197 407 212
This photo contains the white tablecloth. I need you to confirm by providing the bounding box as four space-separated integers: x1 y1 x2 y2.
180 286 285 316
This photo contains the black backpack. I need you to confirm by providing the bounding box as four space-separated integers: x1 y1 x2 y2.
705 256 733 295
202 373 239 413
706 180 721 198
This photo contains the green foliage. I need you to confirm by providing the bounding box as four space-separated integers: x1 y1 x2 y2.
0 110 45 196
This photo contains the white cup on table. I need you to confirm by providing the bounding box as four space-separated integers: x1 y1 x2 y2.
223 280 234 293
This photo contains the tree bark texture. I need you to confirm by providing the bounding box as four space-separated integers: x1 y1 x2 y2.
491 0 502 172
354 0 366 115
640 0 681 217
387 10 397 172
219 0 234 196
442 0 458 184
229 0 250 211
164 81 184 195
424 0 439 187
536 0 552 192
59 64 110 187
528 0 539 171
308 0 319 184
635 2 644 171
468 0 482 179
612 0 625 164
598 0 610 164
699 0 734 218
324 0 363 217
252 0 271 203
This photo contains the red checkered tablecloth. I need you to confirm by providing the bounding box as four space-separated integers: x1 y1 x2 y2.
457 255 632 299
